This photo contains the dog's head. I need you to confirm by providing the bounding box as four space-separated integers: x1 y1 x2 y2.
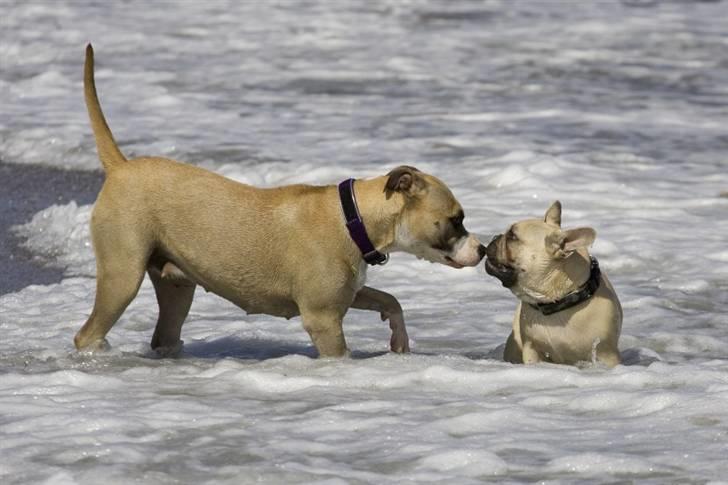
484 201 596 303
386 166 485 268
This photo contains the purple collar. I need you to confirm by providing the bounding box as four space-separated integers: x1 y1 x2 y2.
338 178 389 265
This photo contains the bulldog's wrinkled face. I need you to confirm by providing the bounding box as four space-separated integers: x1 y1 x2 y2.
386 166 485 268
484 201 596 303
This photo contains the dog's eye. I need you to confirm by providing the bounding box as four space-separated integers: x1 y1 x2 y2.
450 211 464 229
507 229 518 242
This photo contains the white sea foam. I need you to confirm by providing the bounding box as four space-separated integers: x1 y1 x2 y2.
3 0 728 483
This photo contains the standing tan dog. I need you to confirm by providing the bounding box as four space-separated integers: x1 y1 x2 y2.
75 45 485 357
484 202 622 367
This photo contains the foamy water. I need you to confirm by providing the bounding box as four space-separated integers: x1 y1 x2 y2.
2 1 728 483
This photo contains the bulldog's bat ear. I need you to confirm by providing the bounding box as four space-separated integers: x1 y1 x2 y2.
384 165 423 196
544 200 562 227
547 227 596 258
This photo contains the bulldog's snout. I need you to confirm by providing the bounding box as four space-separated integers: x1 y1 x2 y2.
485 235 501 260
484 234 517 288
477 243 486 260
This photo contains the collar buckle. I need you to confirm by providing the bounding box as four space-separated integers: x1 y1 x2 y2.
364 250 389 266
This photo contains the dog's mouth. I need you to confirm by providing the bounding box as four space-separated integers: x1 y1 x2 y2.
444 256 465 269
485 258 517 288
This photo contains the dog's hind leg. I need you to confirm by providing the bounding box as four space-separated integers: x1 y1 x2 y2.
595 344 621 368
350 286 410 353
503 331 523 364
148 266 196 356
74 233 147 351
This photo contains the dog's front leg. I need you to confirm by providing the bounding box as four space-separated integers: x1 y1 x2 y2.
522 341 542 364
299 307 349 358
350 286 410 353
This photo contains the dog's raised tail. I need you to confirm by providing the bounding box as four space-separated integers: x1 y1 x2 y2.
84 44 126 171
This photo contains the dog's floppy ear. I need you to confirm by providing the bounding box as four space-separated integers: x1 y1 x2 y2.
547 227 596 258
544 200 562 227
384 165 424 197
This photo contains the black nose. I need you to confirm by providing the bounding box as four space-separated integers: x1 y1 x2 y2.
477 244 486 260
485 235 502 259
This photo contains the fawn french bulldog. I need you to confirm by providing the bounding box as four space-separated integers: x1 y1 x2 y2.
485 201 622 367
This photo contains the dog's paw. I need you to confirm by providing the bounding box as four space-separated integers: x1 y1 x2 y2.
390 330 411 353
153 340 184 358
76 338 111 354
383 312 410 353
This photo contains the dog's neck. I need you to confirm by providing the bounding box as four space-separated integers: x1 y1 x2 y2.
349 176 404 252
518 251 593 305
529 255 601 315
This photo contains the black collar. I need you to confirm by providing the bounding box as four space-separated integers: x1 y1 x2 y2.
338 178 389 266
529 257 601 316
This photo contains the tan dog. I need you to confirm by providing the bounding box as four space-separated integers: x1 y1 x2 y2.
74 45 485 357
484 202 622 367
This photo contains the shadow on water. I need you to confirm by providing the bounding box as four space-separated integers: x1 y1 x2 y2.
178 336 389 361
620 347 663 366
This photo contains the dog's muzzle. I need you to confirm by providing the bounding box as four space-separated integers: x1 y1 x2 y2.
484 235 517 288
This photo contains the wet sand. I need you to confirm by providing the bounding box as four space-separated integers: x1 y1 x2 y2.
0 161 103 294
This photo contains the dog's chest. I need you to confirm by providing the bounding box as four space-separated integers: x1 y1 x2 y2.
352 261 368 292
521 313 593 362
